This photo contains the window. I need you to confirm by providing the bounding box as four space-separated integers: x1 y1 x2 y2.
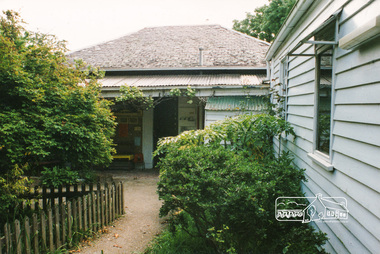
280 57 289 120
313 20 336 157
289 12 340 171
316 50 333 155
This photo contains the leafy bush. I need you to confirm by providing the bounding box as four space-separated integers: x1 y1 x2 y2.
156 114 295 162
0 11 116 172
0 164 31 226
155 114 327 253
41 166 79 188
145 214 215 254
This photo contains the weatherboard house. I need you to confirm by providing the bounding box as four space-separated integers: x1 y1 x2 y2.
266 0 380 253
69 25 270 168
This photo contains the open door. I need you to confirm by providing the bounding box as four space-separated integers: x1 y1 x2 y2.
153 98 178 166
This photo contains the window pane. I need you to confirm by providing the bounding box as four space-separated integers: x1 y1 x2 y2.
317 53 332 154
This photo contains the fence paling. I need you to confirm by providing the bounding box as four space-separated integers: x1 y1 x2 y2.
4 223 11 253
54 205 61 248
24 217 31 254
67 201 72 248
83 195 88 235
32 214 39 254
61 202 66 245
1 181 124 253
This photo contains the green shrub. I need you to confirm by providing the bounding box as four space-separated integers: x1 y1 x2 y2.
155 114 295 162
145 215 215 254
0 164 31 226
155 114 327 253
41 166 79 188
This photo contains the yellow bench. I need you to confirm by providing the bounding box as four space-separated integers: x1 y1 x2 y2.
113 154 134 160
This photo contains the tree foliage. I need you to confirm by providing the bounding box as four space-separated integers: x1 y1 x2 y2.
233 0 296 42
0 10 116 173
113 85 154 112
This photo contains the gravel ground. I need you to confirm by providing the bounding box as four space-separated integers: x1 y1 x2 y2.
77 169 165 254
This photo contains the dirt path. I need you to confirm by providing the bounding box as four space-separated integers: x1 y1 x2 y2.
78 169 165 254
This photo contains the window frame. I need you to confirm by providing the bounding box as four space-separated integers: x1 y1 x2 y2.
280 56 289 121
314 47 333 156
309 19 339 171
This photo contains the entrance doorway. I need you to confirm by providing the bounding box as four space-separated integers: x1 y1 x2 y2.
153 98 178 165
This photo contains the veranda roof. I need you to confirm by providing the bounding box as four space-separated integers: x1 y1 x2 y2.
100 74 266 88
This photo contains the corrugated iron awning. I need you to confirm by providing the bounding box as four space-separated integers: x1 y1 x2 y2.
100 74 265 88
205 96 267 111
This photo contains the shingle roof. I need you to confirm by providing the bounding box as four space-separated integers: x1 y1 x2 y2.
101 74 266 88
68 25 270 70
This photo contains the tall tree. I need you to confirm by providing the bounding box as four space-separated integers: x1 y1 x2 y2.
0 11 116 173
233 0 296 42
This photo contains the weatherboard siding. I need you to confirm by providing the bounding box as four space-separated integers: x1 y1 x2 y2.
269 0 380 253
204 110 261 127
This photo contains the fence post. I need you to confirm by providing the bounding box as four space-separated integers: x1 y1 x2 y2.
119 182 123 215
24 217 31 254
32 213 39 254
4 223 11 254
97 183 102 229
87 194 92 234
108 183 112 223
112 183 116 220
61 202 66 245
48 207 54 252
92 192 97 232
72 198 78 243
104 183 109 225
101 188 105 229
121 181 125 214
55 205 61 249
116 182 120 215
15 219 22 254
77 197 83 241
40 210 47 252
83 195 88 234
67 201 72 248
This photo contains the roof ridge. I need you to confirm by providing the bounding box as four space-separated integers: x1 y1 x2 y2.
143 24 223 29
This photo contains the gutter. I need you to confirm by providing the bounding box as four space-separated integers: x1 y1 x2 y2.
101 84 270 92
103 66 267 72
265 0 315 61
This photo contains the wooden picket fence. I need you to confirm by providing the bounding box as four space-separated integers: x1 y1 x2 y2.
0 182 124 254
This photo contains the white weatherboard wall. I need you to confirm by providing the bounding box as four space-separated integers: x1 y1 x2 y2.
205 111 237 126
267 0 380 253
205 110 254 126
